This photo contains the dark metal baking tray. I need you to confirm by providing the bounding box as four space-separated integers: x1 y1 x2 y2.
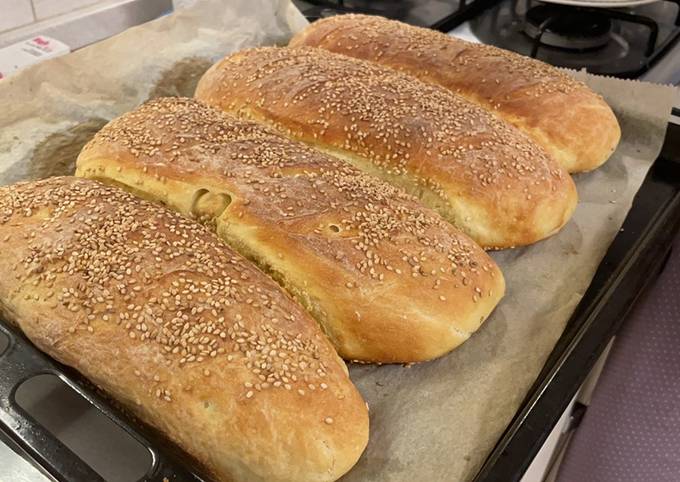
291 7 680 481
0 67 678 479
474 117 680 482
1 119 678 481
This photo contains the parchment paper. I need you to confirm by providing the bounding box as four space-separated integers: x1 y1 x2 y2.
0 0 307 185
0 1 676 481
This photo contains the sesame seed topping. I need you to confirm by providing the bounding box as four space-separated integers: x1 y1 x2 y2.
198 46 567 225
0 176 340 401
80 97 496 336
299 15 584 100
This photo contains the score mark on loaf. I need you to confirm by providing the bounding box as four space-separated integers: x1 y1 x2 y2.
194 46 578 249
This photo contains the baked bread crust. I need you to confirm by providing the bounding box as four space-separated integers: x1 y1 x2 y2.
0 176 368 482
76 97 505 363
194 46 577 249
289 14 621 173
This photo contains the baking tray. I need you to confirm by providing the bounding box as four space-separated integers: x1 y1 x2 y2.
0 119 678 481
474 116 680 482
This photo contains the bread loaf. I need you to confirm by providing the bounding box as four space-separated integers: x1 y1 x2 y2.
289 14 621 173
76 97 505 363
194 46 577 249
0 176 368 482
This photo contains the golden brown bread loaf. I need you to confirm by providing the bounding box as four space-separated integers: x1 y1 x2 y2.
289 14 621 173
76 97 505 363
194 46 578 249
0 176 368 482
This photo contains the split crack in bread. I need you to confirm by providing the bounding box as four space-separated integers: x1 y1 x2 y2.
289 14 621 173
194 46 578 249
76 97 505 363
0 176 368 482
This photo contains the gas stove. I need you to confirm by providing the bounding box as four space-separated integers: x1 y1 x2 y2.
293 0 680 83
461 0 680 79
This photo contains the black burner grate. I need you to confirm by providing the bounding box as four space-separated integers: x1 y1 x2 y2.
469 0 680 78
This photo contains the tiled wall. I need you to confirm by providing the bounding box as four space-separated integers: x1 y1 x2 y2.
0 0 103 34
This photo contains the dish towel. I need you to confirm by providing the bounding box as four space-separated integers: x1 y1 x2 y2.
556 240 680 482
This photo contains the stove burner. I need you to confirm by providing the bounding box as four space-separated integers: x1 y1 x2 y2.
524 5 612 51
